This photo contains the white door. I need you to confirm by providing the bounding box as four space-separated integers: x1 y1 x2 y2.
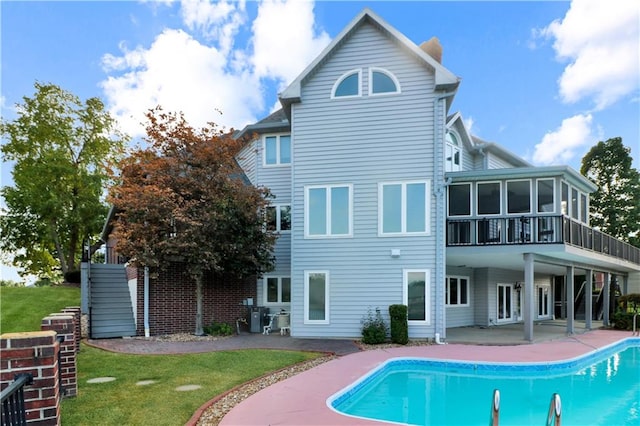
497 284 514 323
537 285 552 319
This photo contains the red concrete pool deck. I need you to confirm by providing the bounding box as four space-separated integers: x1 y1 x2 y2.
220 330 634 425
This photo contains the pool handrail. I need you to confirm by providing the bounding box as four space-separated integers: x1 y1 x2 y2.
633 314 639 336
489 389 500 426
545 393 562 426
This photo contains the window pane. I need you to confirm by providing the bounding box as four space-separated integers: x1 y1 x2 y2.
580 194 587 223
383 184 402 233
478 183 500 215
280 205 291 231
267 278 278 303
448 184 470 216
507 181 531 214
280 135 291 164
561 183 569 215
282 278 291 303
266 206 277 231
407 272 426 321
460 279 468 304
265 136 277 164
308 273 326 321
309 188 327 235
537 179 554 213
406 183 426 232
372 71 397 93
571 188 579 220
331 186 349 235
335 73 358 97
450 278 458 305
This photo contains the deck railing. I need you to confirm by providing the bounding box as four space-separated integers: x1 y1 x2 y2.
447 214 640 265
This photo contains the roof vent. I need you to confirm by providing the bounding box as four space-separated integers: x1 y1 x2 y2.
420 37 442 64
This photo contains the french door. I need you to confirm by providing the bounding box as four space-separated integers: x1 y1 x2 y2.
497 284 513 323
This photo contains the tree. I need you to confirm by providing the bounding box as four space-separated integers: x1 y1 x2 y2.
0 82 126 278
580 137 640 247
110 107 276 335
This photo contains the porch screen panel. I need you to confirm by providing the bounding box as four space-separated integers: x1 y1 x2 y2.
448 184 470 216
507 180 531 214
537 179 554 213
477 182 500 215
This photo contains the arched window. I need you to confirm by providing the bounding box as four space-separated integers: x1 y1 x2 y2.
445 130 461 172
332 69 361 98
370 68 400 95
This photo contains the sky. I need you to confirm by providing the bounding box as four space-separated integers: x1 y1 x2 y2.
1 0 639 282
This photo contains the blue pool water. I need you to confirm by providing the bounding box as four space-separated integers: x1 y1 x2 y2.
330 338 640 425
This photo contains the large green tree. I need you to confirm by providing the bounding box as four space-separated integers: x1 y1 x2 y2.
110 107 275 335
580 137 640 247
0 82 126 278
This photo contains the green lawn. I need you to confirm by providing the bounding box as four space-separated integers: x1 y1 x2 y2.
0 286 81 333
1 286 323 424
62 344 320 425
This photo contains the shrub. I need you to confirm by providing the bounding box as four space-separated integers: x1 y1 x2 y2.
618 294 640 313
361 307 387 344
0 280 25 287
611 311 638 331
389 304 408 344
64 270 81 284
203 321 234 336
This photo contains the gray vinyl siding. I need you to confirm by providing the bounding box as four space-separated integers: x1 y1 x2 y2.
236 141 257 185
461 148 475 171
487 152 518 169
290 22 440 338
445 266 474 327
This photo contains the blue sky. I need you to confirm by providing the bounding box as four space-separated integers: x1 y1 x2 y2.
1 0 639 281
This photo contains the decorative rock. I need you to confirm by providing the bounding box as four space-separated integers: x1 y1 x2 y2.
136 380 157 386
87 377 116 383
176 384 202 391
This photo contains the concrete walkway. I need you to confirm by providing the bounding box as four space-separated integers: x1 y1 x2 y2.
86 332 361 356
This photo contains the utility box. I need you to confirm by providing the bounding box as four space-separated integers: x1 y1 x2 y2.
249 306 269 333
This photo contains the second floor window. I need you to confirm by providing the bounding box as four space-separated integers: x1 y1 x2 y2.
332 70 361 98
448 184 470 216
264 135 291 165
507 180 531 214
266 205 291 232
380 181 430 235
305 185 352 237
445 131 461 172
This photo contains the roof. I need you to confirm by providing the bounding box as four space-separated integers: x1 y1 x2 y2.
278 8 460 118
234 109 290 140
471 135 532 168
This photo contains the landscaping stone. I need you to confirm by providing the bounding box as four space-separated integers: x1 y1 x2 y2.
87 377 116 383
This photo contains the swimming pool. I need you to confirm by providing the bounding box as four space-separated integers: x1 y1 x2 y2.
329 338 640 425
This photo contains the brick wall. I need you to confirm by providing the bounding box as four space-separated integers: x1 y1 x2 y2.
40 315 77 398
135 263 256 336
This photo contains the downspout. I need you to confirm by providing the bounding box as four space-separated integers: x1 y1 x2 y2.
433 90 457 342
144 266 150 337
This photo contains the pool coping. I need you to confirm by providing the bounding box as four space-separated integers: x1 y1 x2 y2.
219 330 634 425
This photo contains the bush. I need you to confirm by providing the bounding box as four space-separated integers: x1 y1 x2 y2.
618 293 640 313
389 304 408 344
64 270 81 284
361 307 387 344
0 280 25 287
611 311 638 331
203 321 234 336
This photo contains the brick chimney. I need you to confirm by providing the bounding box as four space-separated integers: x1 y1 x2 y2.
420 36 442 64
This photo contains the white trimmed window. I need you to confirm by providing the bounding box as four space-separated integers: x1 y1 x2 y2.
264 134 291 166
506 180 531 214
266 204 291 232
403 269 430 324
304 271 329 324
477 181 501 215
305 185 352 238
379 181 430 235
445 276 469 306
537 179 555 213
264 276 291 304
448 183 471 216
369 68 400 95
332 69 361 98
445 131 461 172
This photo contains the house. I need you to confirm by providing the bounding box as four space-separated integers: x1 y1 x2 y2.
232 8 640 341
93 8 639 341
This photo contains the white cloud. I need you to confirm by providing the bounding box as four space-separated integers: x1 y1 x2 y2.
251 0 330 83
539 0 640 109
533 114 596 165
100 0 329 137
100 29 261 136
462 116 474 134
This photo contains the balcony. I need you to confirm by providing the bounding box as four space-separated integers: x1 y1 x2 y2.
446 215 640 266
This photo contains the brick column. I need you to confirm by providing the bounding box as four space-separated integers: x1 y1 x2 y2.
61 307 81 353
41 315 77 398
0 331 60 425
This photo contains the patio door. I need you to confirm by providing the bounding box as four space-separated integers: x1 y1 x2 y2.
537 285 552 319
497 284 514 323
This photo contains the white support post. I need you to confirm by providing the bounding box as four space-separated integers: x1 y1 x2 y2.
585 270 593 330
603 272 610 327
524 253 535 342
566 265 575 335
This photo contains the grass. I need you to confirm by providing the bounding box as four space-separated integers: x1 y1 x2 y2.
62 344 321 425
0 285 81 333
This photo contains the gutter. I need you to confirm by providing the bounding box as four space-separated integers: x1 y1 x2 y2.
144 266 150 337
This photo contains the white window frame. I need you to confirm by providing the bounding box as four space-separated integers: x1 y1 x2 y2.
369 67 401 96
304 271 330 324
378 181 431 236
445 130 462 172
506 179 532 215
331 69 362 99
263 276 291 305
266 204 291 233
304 184 353 238
536 178 556 214
445 276 470 307
447 183 472 217
263 134 291 167
476 181 502 216
403 269 430 325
